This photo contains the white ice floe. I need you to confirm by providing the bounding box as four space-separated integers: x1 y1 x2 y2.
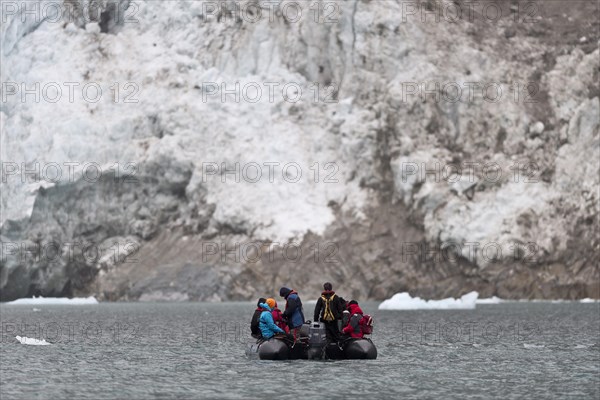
528 299 586 303
523 344 545 349
15 336 51 346
476 296 505 304
6 296 99 305
378 291 479 310
579 298 599 303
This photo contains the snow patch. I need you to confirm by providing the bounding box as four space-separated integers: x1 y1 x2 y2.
7 296 99 305
378 291 479 310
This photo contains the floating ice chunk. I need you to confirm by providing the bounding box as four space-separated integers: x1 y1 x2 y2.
32 308 41 312
16 336 51 346
580 298 598 303
7 296 99 305
514 298 599 303
523 344 545 349
378 291 479 310
476 296 505 304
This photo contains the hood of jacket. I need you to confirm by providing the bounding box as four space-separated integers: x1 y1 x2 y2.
259 303 272 312
321 290 336 298
279 287 292 298
347 303 363 315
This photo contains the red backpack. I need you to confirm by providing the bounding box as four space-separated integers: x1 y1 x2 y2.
272 308 290 333
359 314 374 335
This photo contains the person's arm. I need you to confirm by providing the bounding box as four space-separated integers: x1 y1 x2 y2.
335 297 345 317
283 296 298 318
343 314 360 334
313 298 322 321
342 321 353 334
351 314 361 328
251 312 260 334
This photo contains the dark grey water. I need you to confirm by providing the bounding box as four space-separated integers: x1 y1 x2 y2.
0 302 598 399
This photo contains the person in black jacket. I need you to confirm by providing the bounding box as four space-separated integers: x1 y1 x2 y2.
279 287 305 340
250 297 267 338
313 282 346 342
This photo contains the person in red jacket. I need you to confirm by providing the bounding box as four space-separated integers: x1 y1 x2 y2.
266 298 290 334
342 300 364 339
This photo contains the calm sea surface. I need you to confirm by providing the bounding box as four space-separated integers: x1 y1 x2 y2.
1 302 598 399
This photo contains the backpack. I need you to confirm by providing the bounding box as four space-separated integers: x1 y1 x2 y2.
359 314 374 335
271 308 290 333
321 294 337 322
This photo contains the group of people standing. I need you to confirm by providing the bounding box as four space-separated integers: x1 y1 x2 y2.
250 283 371 342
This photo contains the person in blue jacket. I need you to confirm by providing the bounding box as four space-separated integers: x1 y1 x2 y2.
258 302 285 339
279 287 305 339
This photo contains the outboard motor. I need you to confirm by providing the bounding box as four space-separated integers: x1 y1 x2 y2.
341 310 350 327
306 322 327 359
299 322 310 338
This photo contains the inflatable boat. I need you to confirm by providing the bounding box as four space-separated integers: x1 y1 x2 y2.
245 321 377 360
